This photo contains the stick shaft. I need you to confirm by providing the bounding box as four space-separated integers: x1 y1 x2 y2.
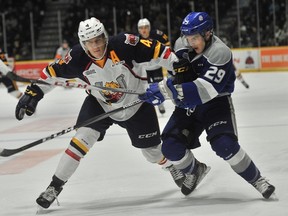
6 72 144 95
0 99 143 157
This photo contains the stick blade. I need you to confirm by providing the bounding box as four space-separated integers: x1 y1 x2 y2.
0 148 17 157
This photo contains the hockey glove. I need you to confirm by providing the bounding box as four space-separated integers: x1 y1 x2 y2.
162 78 196 109
172 58 198 84
173 58 191 74
139 78 187 108
15 84 44 120
139 83 165 105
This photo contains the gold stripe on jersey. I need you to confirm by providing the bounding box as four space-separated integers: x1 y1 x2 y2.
162 34 169 41
153 41 161 59
71 137 89 154
57 59 66 65
109 51 120 65
164 41 171 47
47 65 57 77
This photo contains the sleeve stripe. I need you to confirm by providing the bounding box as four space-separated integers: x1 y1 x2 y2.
194 78 218 103
162 48 172 59
47 66 57 77
40 69 49 79
153 41 161 59
164 41 171 46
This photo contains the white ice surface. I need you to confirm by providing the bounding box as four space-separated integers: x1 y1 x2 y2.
0 72 287 216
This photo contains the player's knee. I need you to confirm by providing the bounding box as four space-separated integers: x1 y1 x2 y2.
210 134 240 160
141 144 164 163
161 136 187 161
67 127 100 159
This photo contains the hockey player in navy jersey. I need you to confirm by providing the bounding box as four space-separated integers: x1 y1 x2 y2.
15 17 187 209
137 18 170 114
140 12 275 199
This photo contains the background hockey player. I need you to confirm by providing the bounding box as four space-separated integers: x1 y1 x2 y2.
15 17 184 209
234 63 249 88
137 18 170 114
0 48 22 99
54 39 71 61
139 12 275 199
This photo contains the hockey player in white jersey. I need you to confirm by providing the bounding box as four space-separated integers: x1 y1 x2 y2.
0 49 22 99
15 17 185 209
234 63 250 88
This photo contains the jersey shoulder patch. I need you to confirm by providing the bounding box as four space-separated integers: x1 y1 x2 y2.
155 29 164 36
124 34 139 46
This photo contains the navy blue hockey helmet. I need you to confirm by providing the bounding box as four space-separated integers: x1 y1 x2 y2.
181 12 213 36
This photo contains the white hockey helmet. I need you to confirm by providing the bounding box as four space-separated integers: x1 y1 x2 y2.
137 18 151 30
78 17 108 59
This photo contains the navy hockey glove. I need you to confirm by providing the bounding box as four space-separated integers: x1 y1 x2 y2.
163 78 195 109
164 78 186 108
15 84 44 120
138 78 185 108
139 83 165 105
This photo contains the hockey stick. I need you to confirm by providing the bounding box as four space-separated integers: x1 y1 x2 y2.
6 71 47 84
6 72 144 95
0 99 143 157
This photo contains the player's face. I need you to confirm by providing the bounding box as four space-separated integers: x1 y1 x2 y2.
84 36 107 59
138 26 150 38
185 34 206 54
62 42 69 49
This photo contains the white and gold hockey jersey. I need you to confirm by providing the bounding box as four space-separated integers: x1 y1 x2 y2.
39 32 178 121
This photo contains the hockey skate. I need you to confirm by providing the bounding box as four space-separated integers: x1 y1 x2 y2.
36 186 63 209
252 176 275 199
181 162 211 196
158 103 166 114
167 165 186 187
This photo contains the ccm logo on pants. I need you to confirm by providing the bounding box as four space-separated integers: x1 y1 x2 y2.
138 131 158 139
208 121 227 130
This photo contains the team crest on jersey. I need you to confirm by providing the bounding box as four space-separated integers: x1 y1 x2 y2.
156 29 163 35
95 74 126 104
124 34 139 46
105 81 120 89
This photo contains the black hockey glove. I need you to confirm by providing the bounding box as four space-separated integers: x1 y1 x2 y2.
173 58 191 74
172 58 197 84
15 84 44 120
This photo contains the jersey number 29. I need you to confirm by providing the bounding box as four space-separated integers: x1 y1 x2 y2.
204 66 225 83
